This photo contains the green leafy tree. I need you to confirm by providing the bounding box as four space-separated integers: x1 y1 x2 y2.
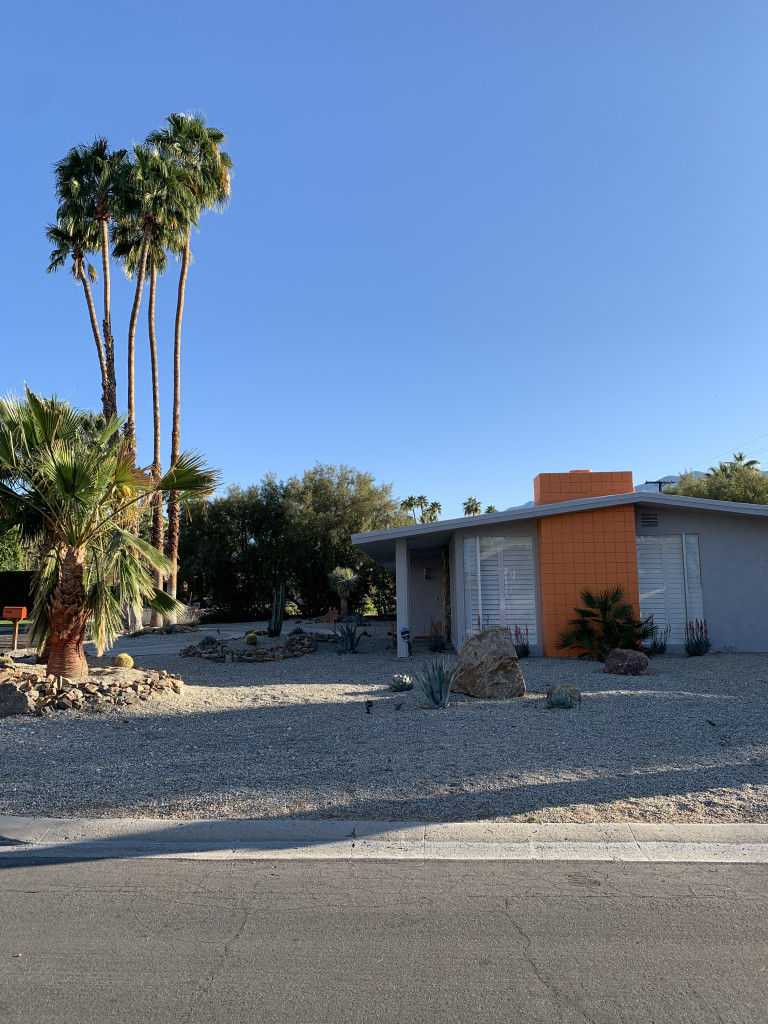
665 460 768 504
0 390 216 677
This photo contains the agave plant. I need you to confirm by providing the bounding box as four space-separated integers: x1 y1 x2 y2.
415 658 460 708
389 673 413 692
333 622 362 653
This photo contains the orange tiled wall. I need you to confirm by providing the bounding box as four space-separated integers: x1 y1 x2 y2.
534 472 640 656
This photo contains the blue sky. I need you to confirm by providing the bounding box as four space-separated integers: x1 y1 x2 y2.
3 1 768 516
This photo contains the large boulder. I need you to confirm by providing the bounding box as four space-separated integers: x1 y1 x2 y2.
454 626 526 699
0 682 35 717
603 648 649 676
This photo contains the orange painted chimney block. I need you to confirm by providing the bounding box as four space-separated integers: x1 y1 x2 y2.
533 470 635 506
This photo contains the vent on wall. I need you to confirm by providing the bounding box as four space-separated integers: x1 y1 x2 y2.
640 512 659 528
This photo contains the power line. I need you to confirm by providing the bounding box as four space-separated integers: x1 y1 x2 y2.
692 430 768 469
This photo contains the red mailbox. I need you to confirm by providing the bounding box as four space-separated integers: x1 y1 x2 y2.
3 606 28 652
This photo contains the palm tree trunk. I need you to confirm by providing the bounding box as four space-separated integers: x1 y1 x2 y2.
46 547 89 678
99 218 118 422
125 231 151 450
148 260 164 628
165 233 190 617
78 264 108 411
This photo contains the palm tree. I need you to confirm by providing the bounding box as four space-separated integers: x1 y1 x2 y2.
146 113 233 610
421 501 442 523
463 497 482 516
328 567 361 619
53 140 130 420
0 390 217 678
118 145 198 452
401 496 418 522
113 219 183 625
45 218 108 408
485 505 498 514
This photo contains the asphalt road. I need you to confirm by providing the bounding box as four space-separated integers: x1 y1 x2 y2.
1 858 767 1024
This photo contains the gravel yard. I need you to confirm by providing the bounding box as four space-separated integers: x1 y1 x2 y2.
1 630 767 823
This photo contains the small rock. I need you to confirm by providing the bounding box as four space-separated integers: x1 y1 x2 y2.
546 684 582 703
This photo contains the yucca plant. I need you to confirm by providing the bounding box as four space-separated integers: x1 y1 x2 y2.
333 622 362 653
556 585 656 661
415 658 460 708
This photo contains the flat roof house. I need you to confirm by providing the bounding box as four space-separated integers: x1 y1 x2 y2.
352 470 768 658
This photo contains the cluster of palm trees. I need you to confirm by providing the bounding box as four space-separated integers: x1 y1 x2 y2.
401 495 500 521
45 113 232 617
462 498 497 516
401 495 442 523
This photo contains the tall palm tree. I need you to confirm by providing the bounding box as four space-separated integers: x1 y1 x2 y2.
401 496 418 522
421 501 442 523
118 145 197 453
0 390 217 677
53 140 130 421
463 497 482 516
147 113 233 609
113 219 184 624
45 218 108 407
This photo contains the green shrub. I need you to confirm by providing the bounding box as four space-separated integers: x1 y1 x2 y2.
113 653 134 669
390 673 413 692
513 624 530 658
647 623 671 656
415 659 459 709
685 619 711 656
556 586 656 661
199 635 219 647
428 633 446 653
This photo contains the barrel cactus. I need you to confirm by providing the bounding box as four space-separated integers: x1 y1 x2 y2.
390 673 413 692
0 655 15 669
113 653 134 669
245 632 259 646
546 690 575 709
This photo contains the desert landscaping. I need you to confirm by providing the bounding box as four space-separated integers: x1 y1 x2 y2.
1 624 766 824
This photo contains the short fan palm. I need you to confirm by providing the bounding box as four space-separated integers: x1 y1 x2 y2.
556 585 656 661
0 390 217 678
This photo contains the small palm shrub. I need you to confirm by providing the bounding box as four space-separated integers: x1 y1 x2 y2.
390 673 413 692
513 624 530 658
113 653 134 668
556 586 656 661
245 632 259 646
415 658 460 708
546 690 575 709
685 619 711 656
647 623 671 656
333 623 362 653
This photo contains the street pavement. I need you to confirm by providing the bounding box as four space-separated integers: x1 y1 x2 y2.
2 854 767 1023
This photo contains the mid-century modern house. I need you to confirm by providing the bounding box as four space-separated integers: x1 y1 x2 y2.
351 470 768 657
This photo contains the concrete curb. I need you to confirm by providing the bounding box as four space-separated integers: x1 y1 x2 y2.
2 816 768 862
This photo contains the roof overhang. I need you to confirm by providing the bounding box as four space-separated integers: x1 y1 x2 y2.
352 492 768 570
